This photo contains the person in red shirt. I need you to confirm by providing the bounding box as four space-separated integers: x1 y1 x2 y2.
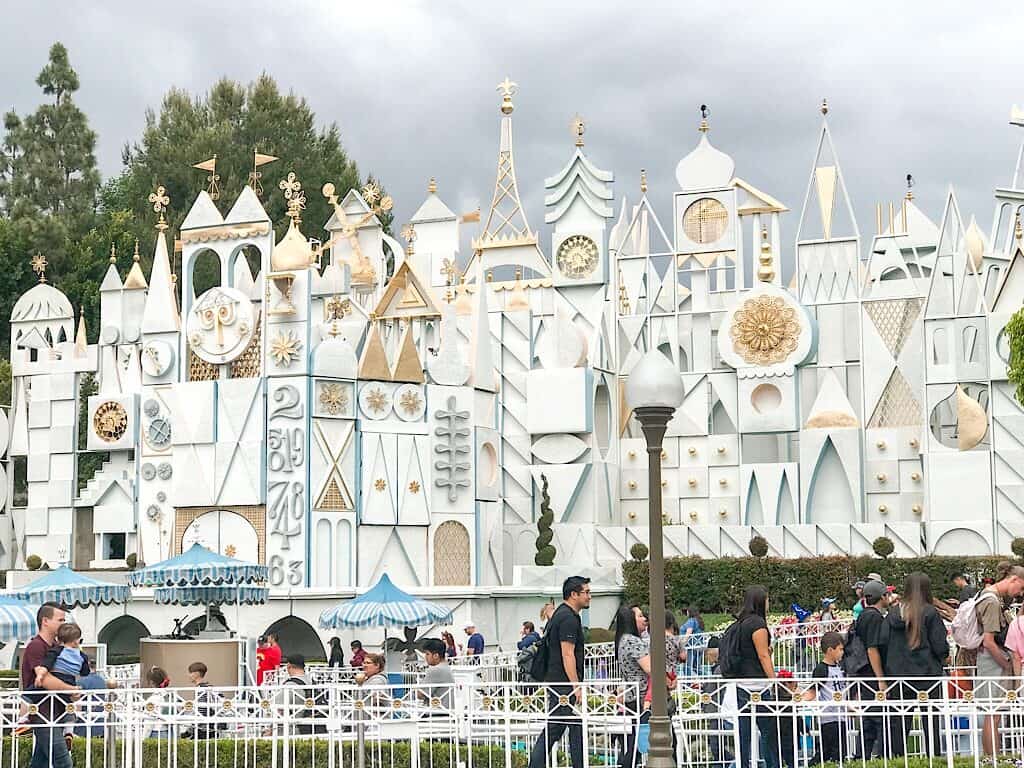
20 603 77 768
256 633 282 684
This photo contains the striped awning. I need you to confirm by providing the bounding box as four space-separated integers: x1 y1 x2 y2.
153 584 269 606
0 597 46 643
319 573 453 629
128 543 267 588
11 566 130 608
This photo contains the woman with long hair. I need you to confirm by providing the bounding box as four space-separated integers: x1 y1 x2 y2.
884 572 948 756
441 631 458 659
328 637 345 668
615 605 651 768
723 585 779 768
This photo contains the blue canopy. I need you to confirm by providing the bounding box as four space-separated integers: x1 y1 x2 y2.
319 573 453 629
153 584 268 606
12 566 129 608
128 543 268 588
0 596 57 642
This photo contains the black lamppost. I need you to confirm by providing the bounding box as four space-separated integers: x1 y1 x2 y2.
626 350 684 768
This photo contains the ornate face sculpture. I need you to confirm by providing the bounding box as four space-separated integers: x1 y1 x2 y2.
186 286 257 364
556 235 599 279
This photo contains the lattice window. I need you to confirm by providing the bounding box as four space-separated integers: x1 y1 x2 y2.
433 521 470 586
682 198 729 244
317 478 349 511
174 505 266 563
867 369 922 428
230 310 262 378
864 298 923 359
188 348 219 382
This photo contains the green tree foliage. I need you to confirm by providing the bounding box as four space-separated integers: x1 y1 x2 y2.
629 543 649 562
534 474 556 566
872 536 895 558
748 535 769 558
1006 308 1024 404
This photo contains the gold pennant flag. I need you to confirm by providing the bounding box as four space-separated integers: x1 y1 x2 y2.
193 156 217 172
254 152 278 167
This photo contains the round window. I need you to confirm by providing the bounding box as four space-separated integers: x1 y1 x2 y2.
682 197 729 244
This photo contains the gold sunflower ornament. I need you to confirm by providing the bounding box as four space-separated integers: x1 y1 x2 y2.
729 295 800 366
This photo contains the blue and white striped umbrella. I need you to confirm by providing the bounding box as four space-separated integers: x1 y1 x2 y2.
12 566 130 608
0 597 46 642
319 573 453 629
128 543 268 588
153 584 269 606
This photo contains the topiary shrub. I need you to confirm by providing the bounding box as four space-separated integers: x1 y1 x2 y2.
748 536 769 558
126 553 138 569
873 536 895 558
534 474 556 566
630 543 649 562
1005 307 1024 404
25 554 42 571
1012 537 1024 560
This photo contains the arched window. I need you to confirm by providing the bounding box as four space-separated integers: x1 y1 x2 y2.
433 521 470 586
98 616 150 665
263 616 326 662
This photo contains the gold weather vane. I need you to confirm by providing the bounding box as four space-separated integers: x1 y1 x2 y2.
279 172 306 222
148 185 170 231
249 150 279 196
441 258 459 286
572 114 585 147
31 254 47 283
193 155 220 201
312 180 394 283
401 223 417 256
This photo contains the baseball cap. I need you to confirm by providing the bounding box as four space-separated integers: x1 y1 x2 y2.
777 669 794 679
463 620 476 629
862 580 886 603
853 581 865 590
866 572 882 583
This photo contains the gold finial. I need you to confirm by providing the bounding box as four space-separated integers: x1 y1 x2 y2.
1015 211 1023 242
905 173 914 201
148 185 170 231
133 239 141 262
441 258 459 286
572 114 585 147
109 244 116 265
192 155 220 201
401 223 416 255
640 169 648 194
820 98 828 116
31 254 47 284
699 104 709 133
428 177 437 194
279 171 306 223
497 77 517 115
757 227 775 283
486 270 494 282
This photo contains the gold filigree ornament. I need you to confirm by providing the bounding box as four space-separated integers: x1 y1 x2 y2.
408 480 421 494
365 387 389 414
729 294 800 366
319 383 348 415
224 545 237 558
93 401 128 442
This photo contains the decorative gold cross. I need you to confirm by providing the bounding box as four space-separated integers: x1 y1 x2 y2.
279 172 306 222
441 258 459 286
148 185 170 231
497 77 517 97
31 254 47 283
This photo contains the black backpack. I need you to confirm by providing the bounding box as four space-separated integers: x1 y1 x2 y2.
517 639 546 682
842 612 872 676
717 619 744 678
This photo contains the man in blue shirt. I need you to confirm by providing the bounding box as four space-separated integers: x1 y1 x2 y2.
517 621 541 650
463 621 485 659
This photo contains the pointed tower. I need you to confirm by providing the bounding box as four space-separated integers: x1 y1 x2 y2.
140 225 181 384
99 247 123 347
120 240 149 343
468 78 550 277
410 178 461 289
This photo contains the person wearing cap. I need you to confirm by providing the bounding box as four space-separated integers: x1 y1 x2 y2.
463 621 485 660
849 580 890 760
866 572 883 583
820 598 836 624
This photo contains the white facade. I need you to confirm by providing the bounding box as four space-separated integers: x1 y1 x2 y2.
4 88 1024 649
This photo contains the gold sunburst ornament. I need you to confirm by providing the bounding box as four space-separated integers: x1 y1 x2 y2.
270 331 303 367
729 294 800 366
93 401 128 442
319 383 348 415
399 389 422 416
224 545 237 558
365 387 389 414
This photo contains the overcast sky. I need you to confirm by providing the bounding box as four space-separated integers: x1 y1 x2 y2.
3 1 1023 274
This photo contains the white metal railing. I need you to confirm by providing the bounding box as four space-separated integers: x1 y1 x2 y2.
6 676 1024 768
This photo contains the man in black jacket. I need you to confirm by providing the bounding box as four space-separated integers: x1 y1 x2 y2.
849 581 890 760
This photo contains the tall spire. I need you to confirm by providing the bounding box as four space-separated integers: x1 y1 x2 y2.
469 78 550 276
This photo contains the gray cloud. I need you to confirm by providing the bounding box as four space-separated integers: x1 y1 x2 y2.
3 1 1023 271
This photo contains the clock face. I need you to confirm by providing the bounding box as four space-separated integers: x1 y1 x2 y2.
141 340 174 377
682 197 729 244
556 235 599 279
186 286 257 364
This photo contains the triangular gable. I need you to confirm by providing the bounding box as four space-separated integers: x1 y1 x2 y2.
357 324 392 381
731 177 789 214
372 261 440 320
180 190 224 230
325 189 380 231
224 186 270 225
992 243 1024 312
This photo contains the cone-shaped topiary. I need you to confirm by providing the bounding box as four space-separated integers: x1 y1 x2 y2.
535 474 556 566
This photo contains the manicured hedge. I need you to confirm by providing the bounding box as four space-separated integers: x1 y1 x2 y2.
2 738 527 768
623 554 1013 616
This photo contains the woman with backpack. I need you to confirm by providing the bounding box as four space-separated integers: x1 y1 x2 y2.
883 572 948 757
615 605 651 768
720 585 779 768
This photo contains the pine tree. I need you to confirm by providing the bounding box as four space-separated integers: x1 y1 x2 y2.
535 474 557 566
